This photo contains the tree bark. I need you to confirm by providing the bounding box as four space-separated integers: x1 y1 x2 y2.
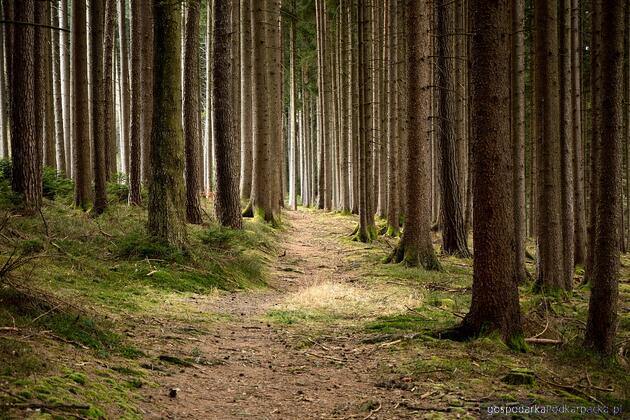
572 0 586 266
386 0 399 236
129 0 143 205
387 0 440 270
148 0 187 248
141 4 154 185
288 2 297 210
240 0 252 201
213 0 242 229
435 0 470 258
559 0 574 289
512 0 527 283
585 0 601 283
249 0 275 223
534 0 566 291
43 2 56 169
11 0 42 212
458 0 523 346
61 0 71 178
53 1 66 175
90 0 107 214
183 0 203 224
73 0 91 209
104 0 117 180
584 0 623 356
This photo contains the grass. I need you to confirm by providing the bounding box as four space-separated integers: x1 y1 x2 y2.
265 209 630 410
0 168 278 418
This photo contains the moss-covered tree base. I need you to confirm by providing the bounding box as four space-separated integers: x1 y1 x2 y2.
385 243 442 271
351 224 377 243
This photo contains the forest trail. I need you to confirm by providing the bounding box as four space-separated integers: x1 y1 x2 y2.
140 210 419 419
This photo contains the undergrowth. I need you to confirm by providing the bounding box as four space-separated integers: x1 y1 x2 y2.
0 166 277 418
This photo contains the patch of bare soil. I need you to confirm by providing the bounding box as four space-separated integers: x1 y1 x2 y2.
137 211 472 419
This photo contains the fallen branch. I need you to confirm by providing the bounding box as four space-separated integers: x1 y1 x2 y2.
304 351 344 363
2 402 89 411
525 338 562 345
363 402 381 420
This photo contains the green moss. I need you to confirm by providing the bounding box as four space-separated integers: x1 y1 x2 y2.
67 372 87 385
507 334 529 353
267 309 335 325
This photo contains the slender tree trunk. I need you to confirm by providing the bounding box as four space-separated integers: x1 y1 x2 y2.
12 0 42 212
250 0 274 223
240 0 252 201
104 0 117 180
90 0 107 214
184 0 203 224
559 0 574 289
350 1 359 215
129 0 143 205
213 0 242 228
288 4 297 210
459 0 523 346
585 0 601 283
584 0 624 356
53 1 66 175
34 2 46 169
534 0 566 291
0 5 6 159
512 0 527 283
204 0 213 194
43 2 56 169
73 0 91 209
61 0 72 178
572 0 586 266
148 0 187 248
141 4 154 185
117 0 130 178
386 0 399 236
355 0 376 242
436 0 470 258
387 0 440 270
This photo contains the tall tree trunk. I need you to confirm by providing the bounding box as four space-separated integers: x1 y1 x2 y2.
250 0 275 223
534 0 566 291
117 0 130 178
12 0 42 212
0 4 6 159
240 0 252 201
34 2 46 169
129 0 143 205
53 1 66 175
288 3 297 210
204 0 213 194
584 0 624 356
213 0 242 229
459 0 523 346
387 0 440 270
350 0 359 215
184 0 203 224
148 0 187 248
355 0 376 242
559 0 574 289
141 4 154 185
386 0 399 237
585 0 601 283
61 0 72 178
512 0 527 283
315 0 327 210
73 0 91 209
91 0 107 214
104 0 117 180
43 2 56 169
572 0 586 266
436 0 470 257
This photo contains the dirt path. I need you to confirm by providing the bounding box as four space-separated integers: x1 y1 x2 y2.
140 210 427 419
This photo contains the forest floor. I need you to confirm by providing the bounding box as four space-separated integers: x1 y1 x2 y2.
1 204 629 419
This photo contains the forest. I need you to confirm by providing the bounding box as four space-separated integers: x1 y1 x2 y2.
0 0 629 418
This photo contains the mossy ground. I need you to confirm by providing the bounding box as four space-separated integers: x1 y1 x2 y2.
265 210 630 413
0 170 277 418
